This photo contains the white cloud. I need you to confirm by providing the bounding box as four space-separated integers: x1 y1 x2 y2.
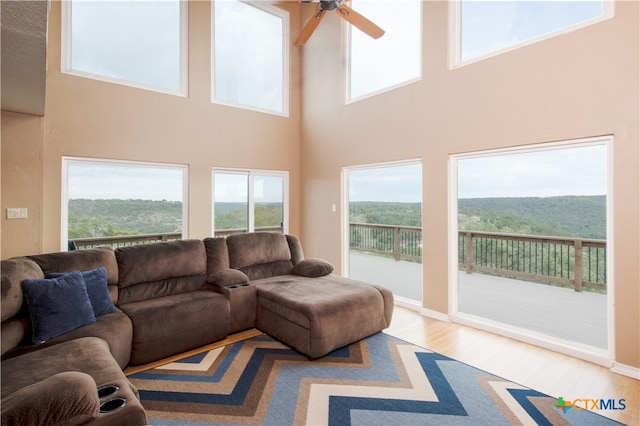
457 144 608 199
68 162 185 201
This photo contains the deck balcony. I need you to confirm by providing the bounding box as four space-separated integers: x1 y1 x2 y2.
71 223 608 349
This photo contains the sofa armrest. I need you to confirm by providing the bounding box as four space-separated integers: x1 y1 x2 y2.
208 268 249 288
290 258 334 277
1 371 100 426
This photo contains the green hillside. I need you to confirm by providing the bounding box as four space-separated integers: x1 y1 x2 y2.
458 196 606 239
68 199 183 238
68 196 606 240
350 195 605 240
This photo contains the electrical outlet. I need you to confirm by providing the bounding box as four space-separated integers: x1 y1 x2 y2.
6 208 28 219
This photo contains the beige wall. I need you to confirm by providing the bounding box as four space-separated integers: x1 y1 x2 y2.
1 112 45 257
299 2 639 369
0 0 302 257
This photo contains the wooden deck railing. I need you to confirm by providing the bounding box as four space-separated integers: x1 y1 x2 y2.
349 223 606 292
71 224 606 292
458 231 606 292
71 226 284 249
72 232 182 250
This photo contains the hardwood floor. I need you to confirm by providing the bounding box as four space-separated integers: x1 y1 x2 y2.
125 306 638 424
385 305 639 425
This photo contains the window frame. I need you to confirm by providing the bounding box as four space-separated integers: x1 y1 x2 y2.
345 0 423 104
61 157 189 251
211 168 290 235
447 135 614 365
449 0 615 69
211 1 290 117
61 0 188 96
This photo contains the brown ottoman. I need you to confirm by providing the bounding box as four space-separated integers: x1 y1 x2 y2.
253 275 394 358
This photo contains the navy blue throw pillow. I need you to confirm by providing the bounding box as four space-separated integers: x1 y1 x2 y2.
50 267 116 317
21 271 96 344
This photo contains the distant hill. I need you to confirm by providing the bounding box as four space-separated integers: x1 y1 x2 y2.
68 196 606 240
458 196 606 239
68 199 182 238
350 196 605 240
68 199 283 238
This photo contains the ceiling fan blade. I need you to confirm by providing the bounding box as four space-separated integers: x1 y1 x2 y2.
335 4 384 40
295 9 327 46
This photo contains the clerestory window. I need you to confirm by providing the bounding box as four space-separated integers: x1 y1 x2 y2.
212 0 289 116
346 0 422 102
62 0 187 95
452 0 613 67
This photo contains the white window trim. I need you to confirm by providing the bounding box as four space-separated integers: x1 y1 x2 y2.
449 0 615 69
61 0 188 97
211 168 290 235
345 1 423 104
447 135 615 367
61 157 189 251
211 2 290 117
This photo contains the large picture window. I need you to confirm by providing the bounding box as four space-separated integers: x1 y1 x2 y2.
347 0 422 102
62 0 187 95
212 0 289 115
452 0 613 66
62 158 187 250
450 136 613 365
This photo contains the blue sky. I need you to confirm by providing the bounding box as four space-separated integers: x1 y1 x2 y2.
461 0 603 62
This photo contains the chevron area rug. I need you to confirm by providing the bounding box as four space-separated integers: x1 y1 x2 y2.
128 333 620 425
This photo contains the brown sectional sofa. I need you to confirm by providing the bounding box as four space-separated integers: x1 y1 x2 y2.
1 232 394 425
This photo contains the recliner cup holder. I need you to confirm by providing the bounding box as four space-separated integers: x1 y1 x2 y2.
99 397 126 413
97 385 119 399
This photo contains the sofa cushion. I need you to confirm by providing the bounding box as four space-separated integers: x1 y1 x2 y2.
226 233 294 280
119 291 230 365
1 371 99 426
21 272 96 344
115 239 206 288
227 232 291 268
291 258 334 277
49 267 116 316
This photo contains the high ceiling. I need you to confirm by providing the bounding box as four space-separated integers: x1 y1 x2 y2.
1 0 48 116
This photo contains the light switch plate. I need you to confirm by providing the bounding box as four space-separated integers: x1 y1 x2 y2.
7 208 28 219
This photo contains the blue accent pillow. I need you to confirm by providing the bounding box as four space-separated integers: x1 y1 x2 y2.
49 267 116 316
21 271 96 344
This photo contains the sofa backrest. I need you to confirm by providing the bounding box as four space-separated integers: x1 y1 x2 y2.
115 239 208 305
29 247 119 304
1 247 119 356
203 237 231 281
226 232 303 280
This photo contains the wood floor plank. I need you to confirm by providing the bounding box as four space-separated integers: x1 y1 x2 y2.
384 306 639 425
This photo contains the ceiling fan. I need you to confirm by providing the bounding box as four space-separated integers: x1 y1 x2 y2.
295 0 385 46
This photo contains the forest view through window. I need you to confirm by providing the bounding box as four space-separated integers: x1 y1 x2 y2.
347 161 422 302
212 170 288 236
454 139 610 354
64 159 186 250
